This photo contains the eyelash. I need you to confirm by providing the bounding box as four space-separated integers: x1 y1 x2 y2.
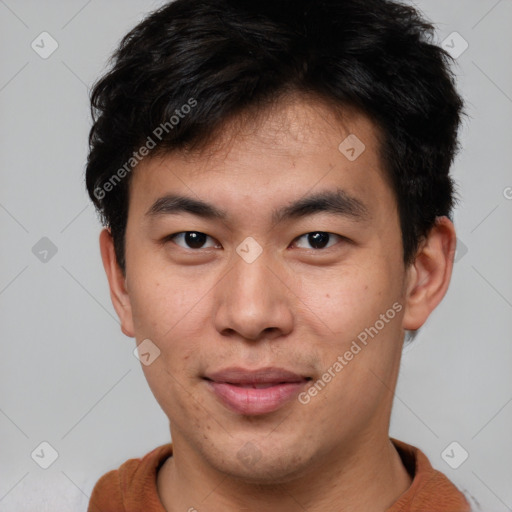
163 231 346 251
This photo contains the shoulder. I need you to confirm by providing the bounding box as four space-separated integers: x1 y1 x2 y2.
390 438 471 512
87 444 173 512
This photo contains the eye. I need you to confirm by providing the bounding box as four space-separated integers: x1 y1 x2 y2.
292 232 345 250
166 231 220 250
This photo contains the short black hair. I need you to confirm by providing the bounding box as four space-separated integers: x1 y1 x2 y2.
85 0 465 274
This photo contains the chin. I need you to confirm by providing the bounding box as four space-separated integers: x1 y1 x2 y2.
206 440 314 485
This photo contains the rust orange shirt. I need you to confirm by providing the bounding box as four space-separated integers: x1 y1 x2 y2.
88 438 471 512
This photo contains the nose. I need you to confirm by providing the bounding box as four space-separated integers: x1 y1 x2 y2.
213 251 294 342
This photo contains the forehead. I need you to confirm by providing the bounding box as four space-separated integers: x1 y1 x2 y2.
129 95 394 224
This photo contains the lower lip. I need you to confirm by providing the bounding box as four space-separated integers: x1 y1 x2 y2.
206 380 307 415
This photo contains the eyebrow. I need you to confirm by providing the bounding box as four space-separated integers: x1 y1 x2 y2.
145 188 371 225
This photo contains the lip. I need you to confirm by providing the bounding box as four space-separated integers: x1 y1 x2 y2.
204 366 311 415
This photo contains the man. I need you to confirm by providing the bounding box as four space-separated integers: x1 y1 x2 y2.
85 0 470 510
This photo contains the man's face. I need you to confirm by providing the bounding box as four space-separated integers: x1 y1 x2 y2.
121 96 410 481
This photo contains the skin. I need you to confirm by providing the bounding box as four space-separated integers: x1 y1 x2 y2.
99 94 457 512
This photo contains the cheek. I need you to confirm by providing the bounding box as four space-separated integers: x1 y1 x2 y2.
296 260 404 397
138 316 205 424
296 263 392 342
129 277 210 412
128 265 207 342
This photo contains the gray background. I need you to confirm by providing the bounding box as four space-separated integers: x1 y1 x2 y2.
0 0 511 510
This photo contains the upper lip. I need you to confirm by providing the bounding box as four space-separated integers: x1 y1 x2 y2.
204 366 310 385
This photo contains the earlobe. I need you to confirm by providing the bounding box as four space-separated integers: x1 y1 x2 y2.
98 228 135 337
402 216 457 331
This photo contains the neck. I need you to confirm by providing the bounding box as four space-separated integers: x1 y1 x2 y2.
157 431 412 512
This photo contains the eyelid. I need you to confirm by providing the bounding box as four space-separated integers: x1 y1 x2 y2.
291 232 346 250
163 231 348 251
164 231 220 249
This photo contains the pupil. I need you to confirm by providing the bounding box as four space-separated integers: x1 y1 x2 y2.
309 232 329 249
186 232 206 249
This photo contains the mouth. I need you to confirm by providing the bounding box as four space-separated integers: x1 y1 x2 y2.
203 367 312 415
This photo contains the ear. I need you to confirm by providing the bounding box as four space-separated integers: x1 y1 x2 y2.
99 228 135 337
402 216 457 331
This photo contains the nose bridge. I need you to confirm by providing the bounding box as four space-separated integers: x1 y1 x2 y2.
232 251 272 302
213 247 293 340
